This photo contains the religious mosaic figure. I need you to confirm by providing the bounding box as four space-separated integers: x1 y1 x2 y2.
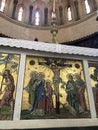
75 74 87 112
66 74 79 115
21 57 91 119
0 69 15 111
24 71 38 108
39 58 72 114
30 72 46 114
50 63 63 113
0 53 20 120
45 80 54 114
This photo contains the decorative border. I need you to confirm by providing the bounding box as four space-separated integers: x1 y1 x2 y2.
0 38 98 57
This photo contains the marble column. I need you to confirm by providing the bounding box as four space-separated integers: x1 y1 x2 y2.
28 5 33 25
59 6 63 25
12 0 18 19
74 0 80 20
92 0 98 10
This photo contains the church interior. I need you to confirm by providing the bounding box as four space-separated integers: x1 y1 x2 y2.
0 0 98 130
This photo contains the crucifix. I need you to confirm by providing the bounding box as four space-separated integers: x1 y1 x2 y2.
38 58 72 114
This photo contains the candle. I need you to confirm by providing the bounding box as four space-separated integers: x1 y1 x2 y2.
53 0 56 12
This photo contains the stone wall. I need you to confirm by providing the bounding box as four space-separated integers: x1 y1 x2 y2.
0 11 98 43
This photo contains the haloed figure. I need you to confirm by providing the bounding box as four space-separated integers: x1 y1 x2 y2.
75 74 87 112
30 72 46 113
45 81 54 114
0 69 15 111
25 71 38 108
66 74 79 115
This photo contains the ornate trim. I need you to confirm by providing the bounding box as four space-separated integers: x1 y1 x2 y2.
0 37 98 57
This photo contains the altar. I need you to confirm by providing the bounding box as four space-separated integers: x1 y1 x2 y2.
0 37 98 129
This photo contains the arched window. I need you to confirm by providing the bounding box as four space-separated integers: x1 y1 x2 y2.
67 6 72 21
0 0 6 12
84 0 91 14
35 10 40 26
18 7 23 21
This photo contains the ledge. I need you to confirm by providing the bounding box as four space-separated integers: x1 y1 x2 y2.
0 38 98 57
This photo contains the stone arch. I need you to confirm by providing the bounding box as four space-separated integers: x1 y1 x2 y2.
64 1 75 23
16 4 26 22
32 0 46 26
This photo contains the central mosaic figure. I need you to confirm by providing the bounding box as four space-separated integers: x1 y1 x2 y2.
21 56 90 119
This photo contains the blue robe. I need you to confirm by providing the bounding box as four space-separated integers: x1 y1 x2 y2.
30 80 46 113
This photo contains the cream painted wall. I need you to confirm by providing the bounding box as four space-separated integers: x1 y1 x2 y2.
0 11 98 43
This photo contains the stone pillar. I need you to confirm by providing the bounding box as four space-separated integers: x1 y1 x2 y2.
12 0 18 19
28 5 33 25
44 8 48 26
92 0 98 10
6 0 14 17
77 0 85 18
96 0 98 7
59 6 63 25
74 0 80 20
